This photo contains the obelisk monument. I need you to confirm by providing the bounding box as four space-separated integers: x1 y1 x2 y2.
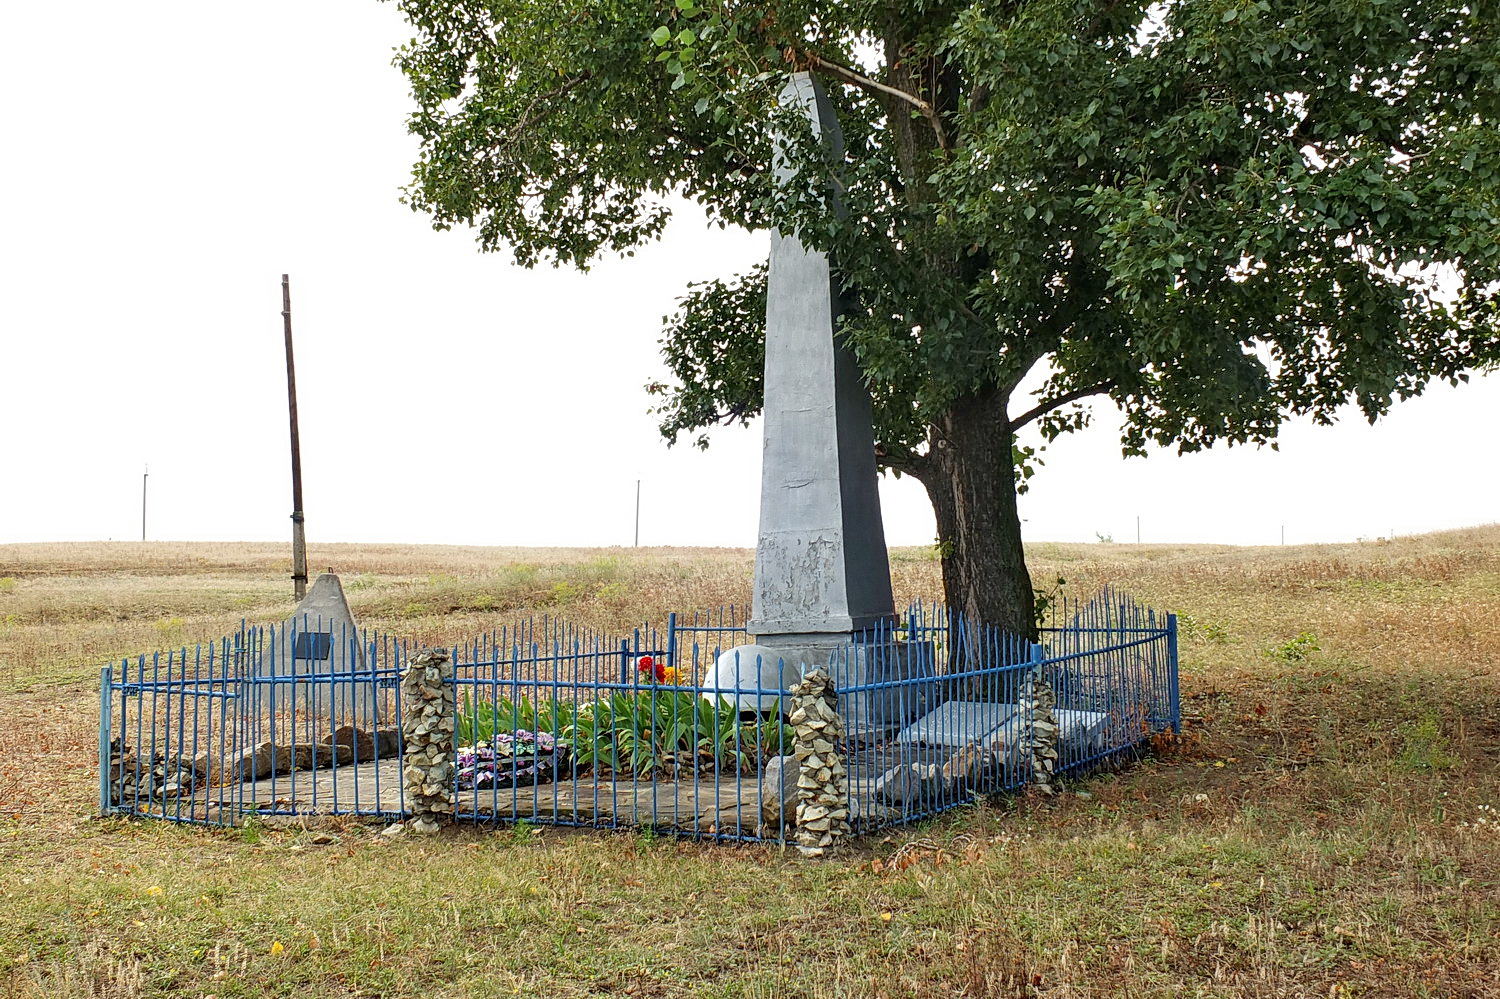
747 72 896 643
708 74 919 730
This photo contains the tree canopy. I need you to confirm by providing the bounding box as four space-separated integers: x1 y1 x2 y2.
389 0 1500 635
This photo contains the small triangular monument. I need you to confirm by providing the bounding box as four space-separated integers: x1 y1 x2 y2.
264 572 377 727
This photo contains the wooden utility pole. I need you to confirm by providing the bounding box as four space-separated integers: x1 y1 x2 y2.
282 274 308 601
141 465 148 541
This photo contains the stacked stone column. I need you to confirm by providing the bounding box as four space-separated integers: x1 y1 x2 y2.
788 668 849 857
1021 664 1059 793
401 649 454 833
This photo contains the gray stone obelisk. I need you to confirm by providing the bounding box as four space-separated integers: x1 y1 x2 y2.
706 74 924 737
747 71 896 643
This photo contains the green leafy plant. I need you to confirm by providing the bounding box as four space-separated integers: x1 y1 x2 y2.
569 689 792 777
1268 632 1320 664
548 581 583 605
1033 576 1067 628
456 687 792 778
455 692 580 747
1178 614 1231 645
1397 713 1458 771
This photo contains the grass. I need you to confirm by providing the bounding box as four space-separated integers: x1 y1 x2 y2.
2 530 1498 998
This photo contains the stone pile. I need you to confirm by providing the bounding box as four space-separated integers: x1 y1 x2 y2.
872 759 940 807
220 725 402 784
325 723 402 761
401 649 455 834
1021 664 1059 793
872 741 1005 809
788 668 849 857
107 720 406 809
104 738 207 806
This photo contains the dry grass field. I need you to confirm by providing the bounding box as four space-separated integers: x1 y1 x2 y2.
1 531 1497 998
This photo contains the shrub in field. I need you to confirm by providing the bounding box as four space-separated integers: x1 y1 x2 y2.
1398 712 1458 771
1268 631 1320 664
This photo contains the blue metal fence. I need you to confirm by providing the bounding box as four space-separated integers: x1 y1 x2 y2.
100 593 1178 842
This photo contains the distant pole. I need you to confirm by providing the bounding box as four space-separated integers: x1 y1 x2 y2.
282 274 308 602
634 479 641 547
1136 515 1141 545
141 465 148 542
1281 525 1285 545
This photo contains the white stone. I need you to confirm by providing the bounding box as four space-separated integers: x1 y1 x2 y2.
703 645 800 713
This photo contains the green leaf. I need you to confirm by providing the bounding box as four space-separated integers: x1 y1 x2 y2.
650 25 671 46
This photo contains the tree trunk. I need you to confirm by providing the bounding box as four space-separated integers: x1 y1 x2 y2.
920 386 1036 642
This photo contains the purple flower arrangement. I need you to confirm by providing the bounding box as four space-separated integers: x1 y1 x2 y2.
456 729 567 791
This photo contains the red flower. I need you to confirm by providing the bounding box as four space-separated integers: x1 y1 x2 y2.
636 655 666 682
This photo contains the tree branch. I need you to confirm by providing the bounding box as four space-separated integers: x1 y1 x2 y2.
801 51 951 151
1007 380 1116 432
874 442 929 482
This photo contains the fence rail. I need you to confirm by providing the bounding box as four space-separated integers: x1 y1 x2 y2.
100 592 1178 842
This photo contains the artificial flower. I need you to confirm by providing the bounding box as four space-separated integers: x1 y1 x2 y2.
636 655 666 682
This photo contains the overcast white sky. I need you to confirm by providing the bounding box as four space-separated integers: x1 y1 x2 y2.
1 1 1494 551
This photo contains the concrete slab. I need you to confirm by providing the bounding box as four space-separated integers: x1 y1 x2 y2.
895 700 1021 751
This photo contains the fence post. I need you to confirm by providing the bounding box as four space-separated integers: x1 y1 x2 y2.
1022 642 1058 793
1166 613 1181 733
789 667 849 857
401 649 454 833
664 612 677 679
98 666 113 816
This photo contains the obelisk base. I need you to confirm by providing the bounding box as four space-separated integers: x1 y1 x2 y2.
705 635 933 739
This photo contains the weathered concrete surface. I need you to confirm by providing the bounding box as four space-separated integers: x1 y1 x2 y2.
896 701 1021 752
748 71 895 640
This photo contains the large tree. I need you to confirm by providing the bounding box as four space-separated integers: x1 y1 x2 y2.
388 0 1499 637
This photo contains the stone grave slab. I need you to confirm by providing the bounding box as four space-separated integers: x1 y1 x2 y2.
895 700 1021 751
1053 708 1109 754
